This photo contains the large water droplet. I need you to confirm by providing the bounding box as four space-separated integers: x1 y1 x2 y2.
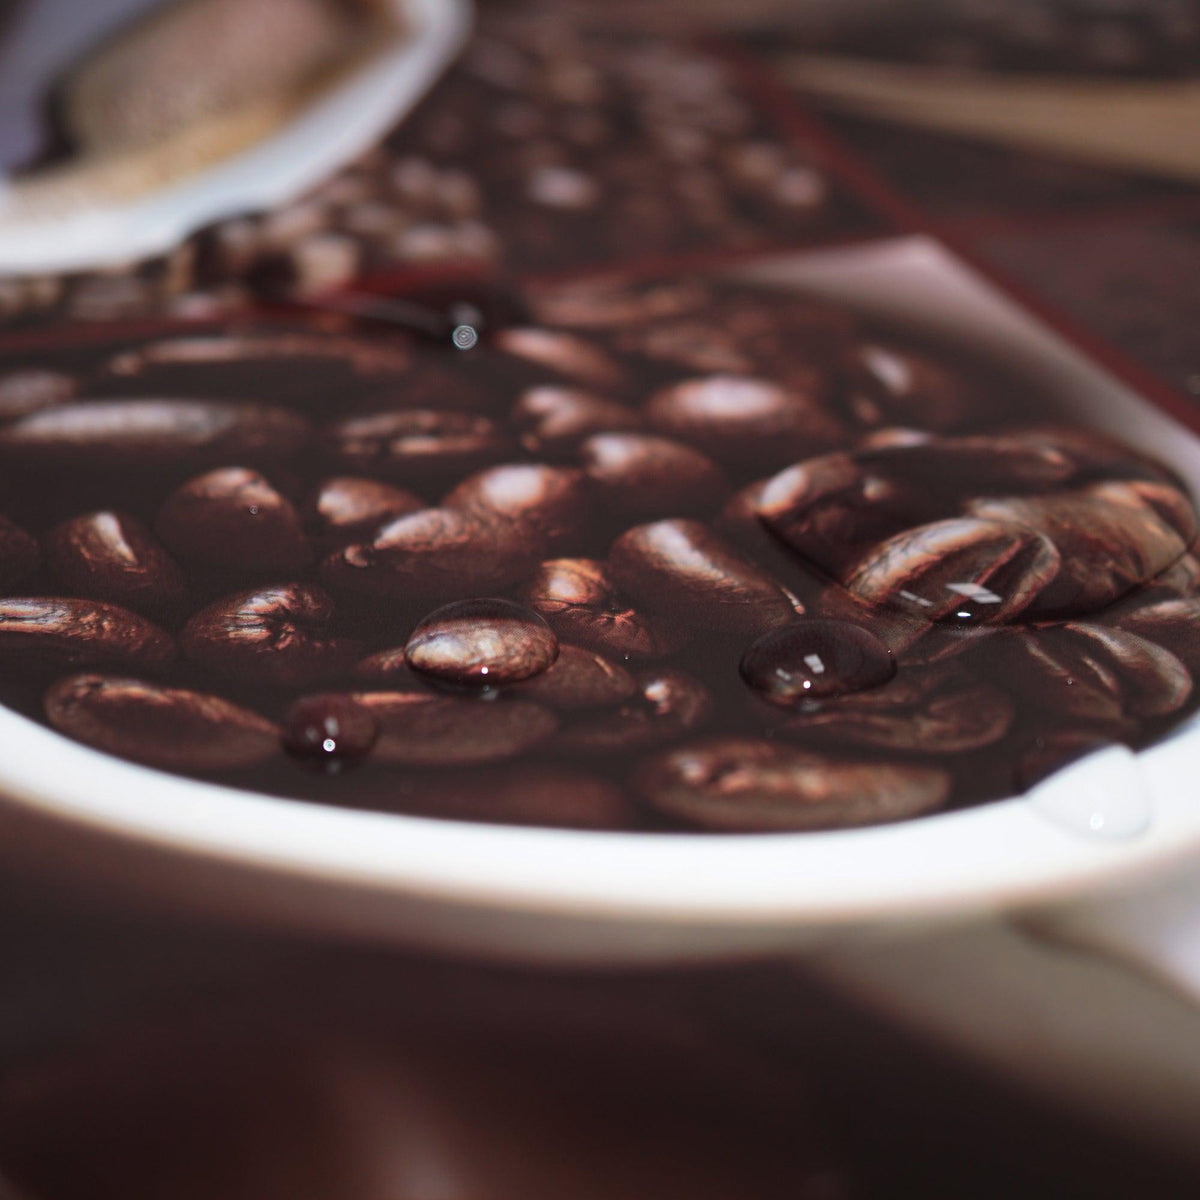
740 619 896 708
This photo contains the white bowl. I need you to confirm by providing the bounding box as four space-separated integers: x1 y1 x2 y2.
1 235 1199 966
0 0 471 275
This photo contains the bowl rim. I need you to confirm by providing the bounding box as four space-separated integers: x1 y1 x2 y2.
2 704 1199 927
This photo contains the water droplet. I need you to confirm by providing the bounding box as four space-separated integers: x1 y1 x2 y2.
740 619 895 708
283 694 379 774
1027 744 1151 840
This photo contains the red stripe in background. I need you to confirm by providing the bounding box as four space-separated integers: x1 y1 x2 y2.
710 39 1200 437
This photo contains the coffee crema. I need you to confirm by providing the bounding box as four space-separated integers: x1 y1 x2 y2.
0 276 1195 833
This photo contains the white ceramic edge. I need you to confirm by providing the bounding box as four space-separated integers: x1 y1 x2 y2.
0 0 472 274
1 234 1199 937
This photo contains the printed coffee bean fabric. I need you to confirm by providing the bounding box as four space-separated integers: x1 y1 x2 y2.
0 274 1195 832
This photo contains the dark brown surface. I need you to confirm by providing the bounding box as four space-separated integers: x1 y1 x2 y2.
0 878 1197 1199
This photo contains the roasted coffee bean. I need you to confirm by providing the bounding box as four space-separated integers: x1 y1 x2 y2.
555 667 711 753
645 375 843 473
0 400 312 472
46 511 184 609
0 369 76 420
100 333 411 410
609 519 796 636
755 452 929 577
518 557 685 659
306 476 425 548
156 468 311 573
580 433 728 522
443 463 592 554
856 431 1077 497
406 598 559 687
362 764 635 829
0 515 40 590
1014 425 1177 483
0 598 175 673
325 410 514 490
282 693 379 772
844 342 972 431
323 507 539 603
968 481 1194 617
844 517 1061 625
813 579 933 657
783 667 1014 753
45 674 279 772
182 584 360 687
531 280 709 331
354 691 558 765
977 623 1192 724
634 738 950 831
492 327 625 389
354 646 421 686
1112 596 1200 673
513 643 637 709
740 619 896 707
512 386 642 456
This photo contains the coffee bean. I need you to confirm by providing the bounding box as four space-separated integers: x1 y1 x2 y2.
0 598 175 673
0 369 76 421
580 433 728 522
844 342 972 431
325 410 515 490
306 476 425 548
322 507 539 604
182 584 360 687
1014 425 1178 483
492 327 626 389
756 452 930 577
156 468 312 573
100 333 412 411
555 667 711 753
46 512 184 610
361 764 635 829
45 674 279 772
354 646 421 686
513 386 642 456
608 519 796 635
354 691 558 765
783 667 1014 753
531 280 709 331
968 481 1193 617
976 623 1192 723
844 517 1061 625
406 598 559 687
740 619 896 707
518 557 685 659
0 515 40 590
282 693 380 772
1112 596 1200 672
634 738 950 831
645 375 843 472
0 400 312 474
856 431 1077 497
513 643 636 709
443 463 592 554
